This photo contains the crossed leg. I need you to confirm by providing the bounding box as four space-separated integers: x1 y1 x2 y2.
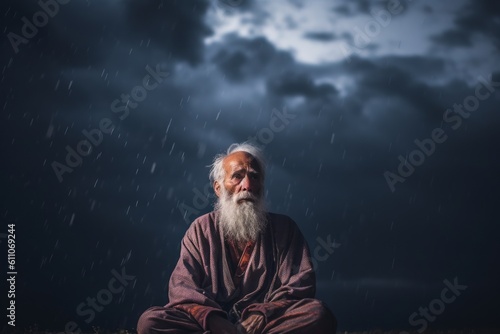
262 298 337 334
137 299 336 334
137 306 207 334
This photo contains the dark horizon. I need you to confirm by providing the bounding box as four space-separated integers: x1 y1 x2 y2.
1 0 499 332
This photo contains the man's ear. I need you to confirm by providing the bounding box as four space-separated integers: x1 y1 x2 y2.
213 181 221 198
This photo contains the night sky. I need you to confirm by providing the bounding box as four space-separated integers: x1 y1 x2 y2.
1 0 499 332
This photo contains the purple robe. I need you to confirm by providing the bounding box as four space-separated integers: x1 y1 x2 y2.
138 211 336 333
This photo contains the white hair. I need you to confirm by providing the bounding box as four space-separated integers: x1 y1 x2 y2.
208 142 266 184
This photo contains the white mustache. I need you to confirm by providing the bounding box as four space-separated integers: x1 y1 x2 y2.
233 192 258 202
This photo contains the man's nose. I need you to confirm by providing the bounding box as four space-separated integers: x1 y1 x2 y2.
241 174 253 192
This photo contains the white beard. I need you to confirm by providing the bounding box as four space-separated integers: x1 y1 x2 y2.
215 188 267 242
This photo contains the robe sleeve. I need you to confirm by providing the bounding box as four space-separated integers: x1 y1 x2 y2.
167 222 227 330
241 216 316 322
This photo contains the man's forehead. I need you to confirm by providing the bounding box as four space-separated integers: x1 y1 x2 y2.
223 151 260 172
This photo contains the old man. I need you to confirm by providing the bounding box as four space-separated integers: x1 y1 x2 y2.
138 142 337 333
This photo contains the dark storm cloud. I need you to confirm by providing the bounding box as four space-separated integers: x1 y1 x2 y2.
215 0 269 26
431 29 473 48
370 55 450 77
210 34 295 82
2 0 213 70
430 0 500 50
124 0 212 65
218 0 254 12
303 31 337 42
267 70 338 98
332 0 374 17
343 58 453 122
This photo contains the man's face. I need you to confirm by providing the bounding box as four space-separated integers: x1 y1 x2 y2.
215 151 263 201
214 151 267 242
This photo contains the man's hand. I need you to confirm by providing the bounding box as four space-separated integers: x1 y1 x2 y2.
207 314 238 334
237 312 266 334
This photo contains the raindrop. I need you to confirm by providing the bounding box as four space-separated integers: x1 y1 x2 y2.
46 123 54 138
166 118 172 135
